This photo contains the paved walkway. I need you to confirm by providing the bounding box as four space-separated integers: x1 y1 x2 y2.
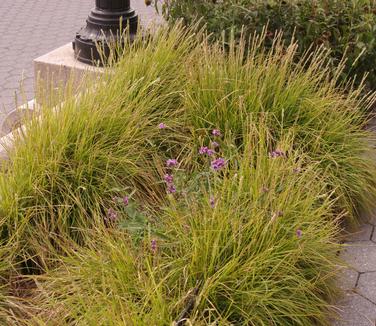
334 219 376 325
0 0 159 116
0 1 375 324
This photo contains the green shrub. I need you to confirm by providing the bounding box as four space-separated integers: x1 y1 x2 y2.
156 0 376 89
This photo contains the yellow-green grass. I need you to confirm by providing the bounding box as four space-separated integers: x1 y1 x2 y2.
183 32 376 220
0 25 197 269
15 126 341 325
0 24 373 324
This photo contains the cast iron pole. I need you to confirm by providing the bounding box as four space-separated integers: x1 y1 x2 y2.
73 0 138 65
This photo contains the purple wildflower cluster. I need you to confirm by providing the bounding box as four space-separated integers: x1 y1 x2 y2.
166 159 178 168
211 158 226 171
105 195 130 223
107 208 118 222
151 239 157 254
209 196 216 208
167 183 177 194
165 159 178 194
269 149 285 158
198 129 226 172
112 196 129 206
199 146 215 156
158 122 166 129
199 130 221 157
164 174 173 184
296 229 303 238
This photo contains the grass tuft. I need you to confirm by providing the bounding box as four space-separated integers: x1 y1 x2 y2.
0 24 374 324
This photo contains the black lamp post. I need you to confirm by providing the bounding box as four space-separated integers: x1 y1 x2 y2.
73 0 138 65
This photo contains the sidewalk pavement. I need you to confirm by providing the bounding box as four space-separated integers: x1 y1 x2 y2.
333 219 376 325
0 0 159 116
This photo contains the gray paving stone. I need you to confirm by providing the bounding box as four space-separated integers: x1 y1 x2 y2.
357 272 376 304
372 228 376 243
332 292 376 326
336 268 359 291
346 223 374 242
339 241 376 272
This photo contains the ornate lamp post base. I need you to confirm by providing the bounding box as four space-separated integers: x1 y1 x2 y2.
73 0 138 66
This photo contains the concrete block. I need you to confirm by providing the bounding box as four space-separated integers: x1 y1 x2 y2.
335 267 359 291
340 241 376 273
332 292 376 326
357 272 376 304
346 224 374 242
34 43 104 103
0 99 38 137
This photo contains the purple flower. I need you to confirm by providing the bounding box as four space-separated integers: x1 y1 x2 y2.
293 167 301 174
261 186 270 193
269 149 285 158
206 149 215 156
212 129 222 137
107 208 118 222
211 158 226 171
296 229 303 238
166 159 178 168
164 174 173 184
209 196 216 208
167 183 177 194
151 239 157 254
211 141 219 148
158 123 166 129
199 146 208 155
199 146 215 156
123 196 129 206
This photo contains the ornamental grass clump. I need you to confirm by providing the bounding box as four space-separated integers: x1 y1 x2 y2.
0 25 198 268
183 32 376 220
17 125 341 325
0 24 374 324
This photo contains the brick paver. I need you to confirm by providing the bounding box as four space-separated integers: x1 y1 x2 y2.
333 292 376 326
335 218 376 325
0 0 160 118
